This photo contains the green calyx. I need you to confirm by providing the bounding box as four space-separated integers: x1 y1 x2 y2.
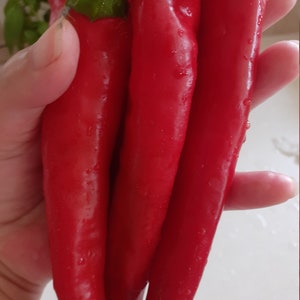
67 0 127 21
3 0 50 54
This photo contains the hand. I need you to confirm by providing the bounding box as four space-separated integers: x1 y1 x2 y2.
0 18 80 299
0 1 298 299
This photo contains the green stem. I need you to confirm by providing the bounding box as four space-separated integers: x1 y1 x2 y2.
67 0 127 21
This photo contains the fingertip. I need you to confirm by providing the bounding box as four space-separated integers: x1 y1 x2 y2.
225 171 298 210
251 40 299 107
280 174 298 200
262 171 298 202
31 17 80 106
263 0 298 31
0 17 80 111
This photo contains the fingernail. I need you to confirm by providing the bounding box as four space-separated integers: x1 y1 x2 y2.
29 17 65 69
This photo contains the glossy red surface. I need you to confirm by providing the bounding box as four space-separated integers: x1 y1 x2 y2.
42 10 130 300
105 1 200 299
146 0 266 299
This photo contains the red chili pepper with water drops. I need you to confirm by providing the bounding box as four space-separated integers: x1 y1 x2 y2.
146 0 266 299
41 0 130 298
105 1 200 299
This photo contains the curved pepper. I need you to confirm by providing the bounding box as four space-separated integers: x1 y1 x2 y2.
105 0 200 299
41 2 130 299
146 0 266 298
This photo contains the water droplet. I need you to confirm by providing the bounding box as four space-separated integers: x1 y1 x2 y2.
174 68 188 79
180 6 192 17
243 98 251 106
177 29 184 37
247 38 253 45
246 121 251 130
257 14 263 26
78 257 86 265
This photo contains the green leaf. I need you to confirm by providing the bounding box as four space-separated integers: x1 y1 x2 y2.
2 0 50 53
23 29 39 45
36 21 48 35
67 0 127 21
4 3 25 53
24 0 40 13
4 0 20 14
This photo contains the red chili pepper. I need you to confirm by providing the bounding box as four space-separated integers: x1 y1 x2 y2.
48 0 66 23
41 0 130 298
146 0 266 298
105 1 200 299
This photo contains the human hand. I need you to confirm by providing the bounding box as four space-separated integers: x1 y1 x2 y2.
0 0 298 299
0 17 80 299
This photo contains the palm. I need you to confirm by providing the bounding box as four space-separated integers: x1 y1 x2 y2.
0 123 51 295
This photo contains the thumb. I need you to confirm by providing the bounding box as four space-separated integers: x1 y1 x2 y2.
0 17 79 109
0 17 79 155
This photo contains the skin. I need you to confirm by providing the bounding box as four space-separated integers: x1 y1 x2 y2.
0 0 298 298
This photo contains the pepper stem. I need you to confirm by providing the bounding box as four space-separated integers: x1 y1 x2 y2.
67 0 127 21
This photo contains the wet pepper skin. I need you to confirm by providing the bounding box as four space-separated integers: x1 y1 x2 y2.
146 0 266 299
105 1 200 299
42 10 130 300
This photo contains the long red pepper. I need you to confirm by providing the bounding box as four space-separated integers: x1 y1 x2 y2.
105 1 200 299
41 1 130 298
146 0 266 298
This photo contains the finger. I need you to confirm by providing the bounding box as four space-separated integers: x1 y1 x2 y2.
263 0 297 31
0 17 79 110
0 17 79 223
225 171 298 210
0 17 79 156
251 40 299 108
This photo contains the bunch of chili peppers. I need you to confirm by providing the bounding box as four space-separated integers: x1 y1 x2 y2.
41 0 266 299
